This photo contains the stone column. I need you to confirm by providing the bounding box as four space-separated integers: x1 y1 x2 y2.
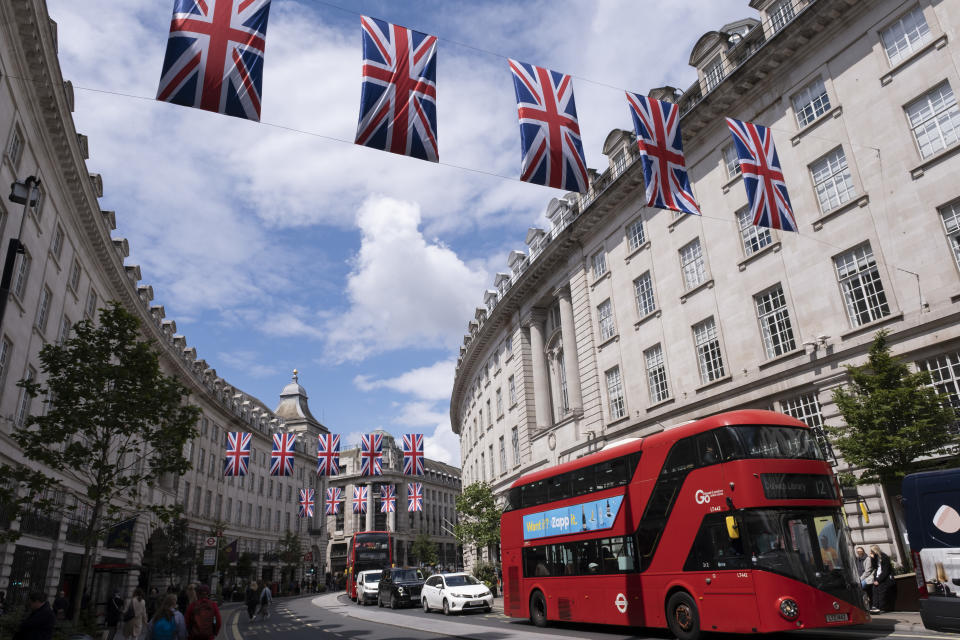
387 484 396 532
365 483 374 531
555 285 583 416
525 310 552 431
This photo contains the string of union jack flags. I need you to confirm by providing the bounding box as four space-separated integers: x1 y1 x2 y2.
155 0 797 232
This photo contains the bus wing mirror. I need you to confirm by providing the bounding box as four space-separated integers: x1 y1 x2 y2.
725 515 740 539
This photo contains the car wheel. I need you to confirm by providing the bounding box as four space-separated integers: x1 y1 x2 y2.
377 593 383 608
529 590 547 628
422 598 430 613
666 591 701 640
485 605 492 613
443 599 451 616
390 593 398 609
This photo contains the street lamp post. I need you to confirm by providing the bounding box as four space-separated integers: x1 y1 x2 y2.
0 176 41 331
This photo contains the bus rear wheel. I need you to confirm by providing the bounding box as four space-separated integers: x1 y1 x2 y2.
666 592 700 640
529 590 548 628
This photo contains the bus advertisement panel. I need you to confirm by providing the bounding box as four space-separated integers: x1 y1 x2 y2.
500 410 868 639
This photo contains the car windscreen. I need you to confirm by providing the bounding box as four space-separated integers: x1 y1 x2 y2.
444 575 480 587
391 569 419 582
363 572 381 583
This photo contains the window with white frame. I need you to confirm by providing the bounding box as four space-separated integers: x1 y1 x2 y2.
811 147 855 212
5 124 23 168
0 337 10 388
597 299 615 341
85 289 98 318
780 392 837 463
723 143 741 179
633 272 656 317
29 183 45 221
917 351 960 433
605 366 626 420
612 150 627 176
69 259 81 292
480 452 486 482
15 365 35 427
13 251 30 300
495 387 503 417
693 317 726 383
644 344 670 404
881 5 931 66
703 55 724 91
508 374 516 405
592 250 607 279
489 444 495 477
905 82 960 159
505 333 513 356
486 399 492 427
939 200 960 270
511 426 519 466
499 436 506 474
755 285 796 358
36 286 51 332
626 217 646 252
679 238 706 289
769 0 795 33
834 243 890 326
737 207 773 257
51 225 64 261
793 77 831 128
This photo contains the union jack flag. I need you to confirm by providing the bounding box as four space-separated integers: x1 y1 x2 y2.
509 59 589 193
156 0 271 121
360 433 383 476
223 431 251 476
317 433 340 477
298 488 315 518
355 17 438 162
325 487 342 515
626 92 700 215
407 482 423 512
353 485 368 513
270 433 296 477
725 118 797 232
380 484 396 513
402 433 424 476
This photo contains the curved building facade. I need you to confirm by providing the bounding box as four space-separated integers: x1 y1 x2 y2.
451 0 960 564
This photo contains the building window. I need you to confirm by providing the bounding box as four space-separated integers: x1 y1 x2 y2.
633 272 656 317
917 351 960 433
769 0 795 33
5 124 23 168
612 150 627 176
499 436 506 474
85 289 98 318
905 82 960 159
29 183 45 221
508 375 516 405
723 143 741 179
605 366 626 420
51 225 64 261
811 147 855 212
755 285 797 358
626 217 646 251
511 426 520 466
597 299 615 341
703 55 724 91
13 251 31 300
780 392 837 463
480 452 486 482
737 207 772 256
881 5 931 66
793 77 830 128
69 260 81 292
495 388 503 417
184 482 191 512
0 337 11 388
834 243 890 327
644 344 670 404
505 334 513 356
679 238 706 289
939 200 960 270
35 286 51 332
693 317 726 384
489 444 495 478
486 399 492 427
15 366 35 426
592 250 607 279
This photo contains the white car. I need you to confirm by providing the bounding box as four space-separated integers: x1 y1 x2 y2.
421 572 493 615
356 569 382 605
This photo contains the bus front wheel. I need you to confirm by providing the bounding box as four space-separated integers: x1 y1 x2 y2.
529 591 548 628
666 592 700 640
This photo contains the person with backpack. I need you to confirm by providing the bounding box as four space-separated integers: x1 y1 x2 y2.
184 583 221 640
256 582 272 621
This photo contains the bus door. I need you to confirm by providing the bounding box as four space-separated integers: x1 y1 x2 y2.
683 432 760 633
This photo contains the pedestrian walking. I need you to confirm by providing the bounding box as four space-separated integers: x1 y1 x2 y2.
149 594 186 640
106 590 125 640
13 591 55 640
256 582 272 621
185 583 221 640
870 545 897 612
244 581 259 621
855 546 874 609
52 589 68 620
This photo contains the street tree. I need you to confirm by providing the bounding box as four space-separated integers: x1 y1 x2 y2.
145 516 194 586
278 529 303 588
453 482 502 562
410 533 438 567
829 330 959 561
0 302 200 623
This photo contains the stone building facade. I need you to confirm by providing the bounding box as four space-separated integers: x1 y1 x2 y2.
324 432 462 576
0 0 328 608
451 0 960 565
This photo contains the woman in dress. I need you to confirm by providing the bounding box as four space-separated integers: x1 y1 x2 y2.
870 545 897 612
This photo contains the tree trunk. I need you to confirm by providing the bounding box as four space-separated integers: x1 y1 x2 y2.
880 481 909 568
70 501 102 626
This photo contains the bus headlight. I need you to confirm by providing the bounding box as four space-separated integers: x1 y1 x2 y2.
778 597 799 620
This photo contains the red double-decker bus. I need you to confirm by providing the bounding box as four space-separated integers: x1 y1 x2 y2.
501 410 868 639
345 531 393 600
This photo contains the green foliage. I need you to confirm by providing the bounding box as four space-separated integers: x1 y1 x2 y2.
472 561 496 588
236 552 256 581
453 482 502 550
828 330 959 484
278 529 303 570
411 532 438 566
145 516 194 583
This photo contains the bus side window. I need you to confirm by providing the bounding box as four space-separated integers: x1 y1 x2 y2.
694 432 720 467
596 457 627 490
684 513 747 571
523 546 548 577
523 480 548 508
548 474 571 503
715 426 743 461
663 438 696 475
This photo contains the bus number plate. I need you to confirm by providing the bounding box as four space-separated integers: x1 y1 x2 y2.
825 613 848 623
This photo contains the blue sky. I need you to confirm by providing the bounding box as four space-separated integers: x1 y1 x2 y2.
46 0 752 465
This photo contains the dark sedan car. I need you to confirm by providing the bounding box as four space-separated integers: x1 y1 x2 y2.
377 568 424 609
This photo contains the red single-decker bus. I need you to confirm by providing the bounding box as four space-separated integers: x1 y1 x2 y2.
501 410 868 639
345 531 393 600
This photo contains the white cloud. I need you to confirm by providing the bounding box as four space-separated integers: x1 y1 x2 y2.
354 360 455 401
324 197 487 361
216 350 281 379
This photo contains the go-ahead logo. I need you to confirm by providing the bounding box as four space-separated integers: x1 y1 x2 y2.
695 489 724 504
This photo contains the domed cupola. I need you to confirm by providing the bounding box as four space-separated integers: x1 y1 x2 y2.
273 369 327 437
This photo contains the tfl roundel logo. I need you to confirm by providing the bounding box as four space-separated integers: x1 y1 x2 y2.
695 489 724 504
